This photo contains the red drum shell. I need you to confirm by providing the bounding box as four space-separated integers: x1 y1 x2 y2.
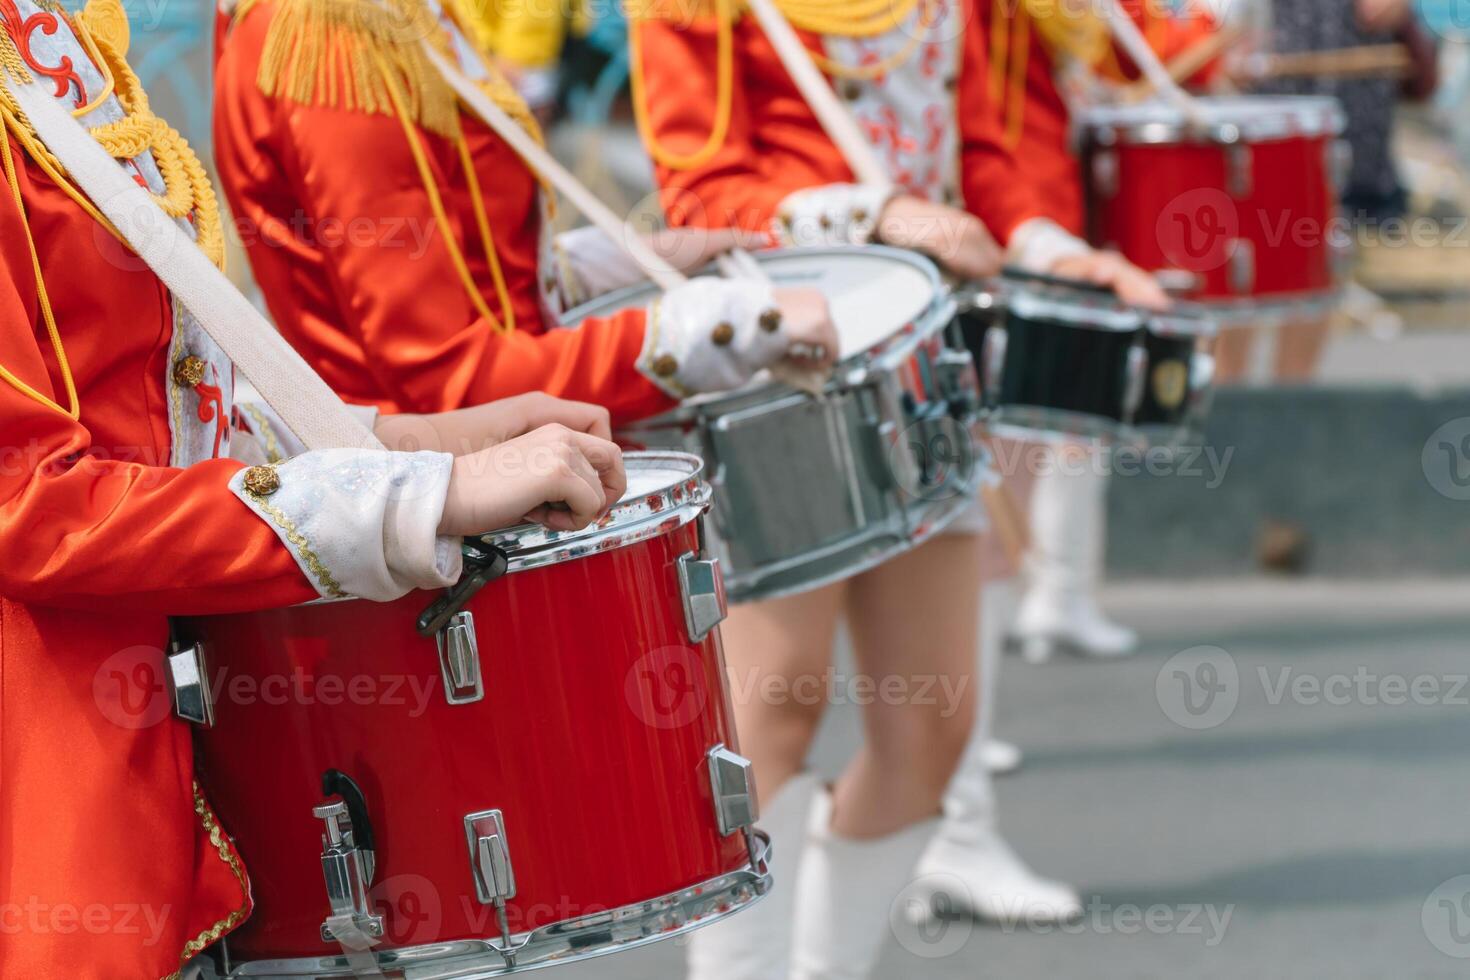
187 519 747 962
1085 101 1341 304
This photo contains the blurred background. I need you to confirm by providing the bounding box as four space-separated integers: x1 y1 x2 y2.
137 0 1470 974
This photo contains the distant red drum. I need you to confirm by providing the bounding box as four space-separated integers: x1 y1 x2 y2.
1082 96 1347 322
180 452 769 979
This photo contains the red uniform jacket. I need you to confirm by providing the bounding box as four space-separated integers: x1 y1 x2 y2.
214 0 674 421
0 9 320 976
635 0 1216 239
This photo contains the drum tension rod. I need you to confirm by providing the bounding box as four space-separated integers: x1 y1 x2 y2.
416 540 509 638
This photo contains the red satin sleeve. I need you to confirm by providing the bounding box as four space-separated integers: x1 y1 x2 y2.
0 183 315 615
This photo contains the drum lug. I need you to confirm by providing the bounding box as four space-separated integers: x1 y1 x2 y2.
313 800 384 947
165 641 214 728
1123 345 1148 420
1190 350 1216 402
677 552 728 643
465 809 526 966
981 324 1008 403
1090 148 1119 199
1227 143 1253 199
707 745 759 837
1228 240 1256 295
1328 139 1353 194
436 611 485 705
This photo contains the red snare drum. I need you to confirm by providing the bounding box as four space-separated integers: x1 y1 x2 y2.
1082 96 1347 322
181 452 769 979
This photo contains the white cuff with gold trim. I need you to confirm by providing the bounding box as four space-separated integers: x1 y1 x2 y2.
773 183 896 247
639 278 785 398
1006 217 1092 273
231 449 461 602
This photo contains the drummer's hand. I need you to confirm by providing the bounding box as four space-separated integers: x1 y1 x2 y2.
376 393 613 456
1356 0 1411 31
772 287 840 371
876 195 1003 281
1049 251 1171 311
644 227 772 276
438 424 626 536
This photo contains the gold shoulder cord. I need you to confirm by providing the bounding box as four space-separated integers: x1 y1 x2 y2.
0 0 225 420
244 0 553 335
628 0 928 174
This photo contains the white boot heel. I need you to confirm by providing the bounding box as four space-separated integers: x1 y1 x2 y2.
789 791 938 980
686 772 820 980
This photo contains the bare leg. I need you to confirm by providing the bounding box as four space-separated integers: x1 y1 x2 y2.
1213 324 1256 384
718 582 846 803
1274 315 1332 382
829 532 982 840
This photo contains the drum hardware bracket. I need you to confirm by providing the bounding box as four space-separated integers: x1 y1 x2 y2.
1226 143 1253 199
165 640 215 728
1090 148 1119 199
416 540 509 639
707 745 759 837
1228 240 1257 296
1123 345 1149 420
313 799 384 949
464 809 527 967
436 611 485 705
677 552 728 643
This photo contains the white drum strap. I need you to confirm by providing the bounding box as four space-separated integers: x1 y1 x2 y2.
417 42 689 292
7 75 382 452
742 0 893 191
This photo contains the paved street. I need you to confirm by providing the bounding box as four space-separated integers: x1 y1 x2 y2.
560 579 1470 980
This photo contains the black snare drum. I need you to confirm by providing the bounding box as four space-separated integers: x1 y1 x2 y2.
955 271 1215 447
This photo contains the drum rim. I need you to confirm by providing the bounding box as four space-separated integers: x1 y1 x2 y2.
1082 94 1347 145
566 245 952 420
221 831 773 978
480 450 710 574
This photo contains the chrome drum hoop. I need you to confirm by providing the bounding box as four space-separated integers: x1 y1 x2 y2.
223 832 772 980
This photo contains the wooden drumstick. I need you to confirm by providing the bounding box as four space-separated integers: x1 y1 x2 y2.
1099 0 1205 123
1250 44 1412 81
980 477 1030 568
1120 25 1245 102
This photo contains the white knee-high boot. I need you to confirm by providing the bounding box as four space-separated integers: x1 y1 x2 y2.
789 791 938 980
686 772 820 980
913 578 1081 924
1012 449 1137 661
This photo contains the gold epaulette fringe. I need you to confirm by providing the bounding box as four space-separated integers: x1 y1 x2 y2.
247 0 461 140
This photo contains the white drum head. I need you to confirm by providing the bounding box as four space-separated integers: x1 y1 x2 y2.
1084 95 1345 144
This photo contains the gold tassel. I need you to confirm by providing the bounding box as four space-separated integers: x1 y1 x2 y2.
250 0 461 139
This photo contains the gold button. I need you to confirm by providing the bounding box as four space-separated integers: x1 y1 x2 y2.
242 465 280 496
944 76 958 92
779 212 794 229
842 81 862 101
173 354 206 388
759 309 783 333
711 322 735 346
652 354 679 378
544 276 557 294
819 215 833 231
853 208 869 223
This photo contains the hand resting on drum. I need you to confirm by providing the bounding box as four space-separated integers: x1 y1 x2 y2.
772 287 841 372
1049 251 1171 310
874 195 1004 281
374 392 613 456
437 424 627 536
